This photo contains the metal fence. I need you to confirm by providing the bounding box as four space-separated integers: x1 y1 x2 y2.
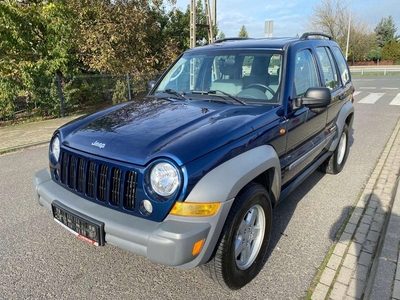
350 67 400 76
0 73 159 125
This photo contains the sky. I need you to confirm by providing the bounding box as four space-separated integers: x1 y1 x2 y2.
174 0 400 38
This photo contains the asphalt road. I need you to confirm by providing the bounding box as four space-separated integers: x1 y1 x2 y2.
1 76 399 300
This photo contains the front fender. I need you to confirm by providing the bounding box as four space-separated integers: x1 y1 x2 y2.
185 145 281 203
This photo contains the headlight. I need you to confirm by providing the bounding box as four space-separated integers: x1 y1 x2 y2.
50 135 61 163
150 162 180 197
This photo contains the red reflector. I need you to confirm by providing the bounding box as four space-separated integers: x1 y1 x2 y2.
78 234 98 246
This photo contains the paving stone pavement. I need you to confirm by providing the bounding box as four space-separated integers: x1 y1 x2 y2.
311 118 400 300
0 116 80 152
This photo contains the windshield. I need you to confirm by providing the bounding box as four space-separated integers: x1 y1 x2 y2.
153 50 283 104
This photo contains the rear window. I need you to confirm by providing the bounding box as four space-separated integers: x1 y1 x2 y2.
332 47 351 85
316 47 340 90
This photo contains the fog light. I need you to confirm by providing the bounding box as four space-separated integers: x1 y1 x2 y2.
140 200 153 216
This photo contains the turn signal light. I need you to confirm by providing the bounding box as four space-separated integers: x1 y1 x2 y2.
170 202 220 217
192 239 205 256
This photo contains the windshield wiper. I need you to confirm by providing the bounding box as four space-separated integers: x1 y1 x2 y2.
160 89 187 100
191 90 247 105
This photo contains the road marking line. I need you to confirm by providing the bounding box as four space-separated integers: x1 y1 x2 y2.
359 87 376 89
390 94 400 106
353 91 361 96
358 93 385 104
382 87 399 90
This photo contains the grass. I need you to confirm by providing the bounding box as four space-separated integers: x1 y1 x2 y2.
305 243 336 299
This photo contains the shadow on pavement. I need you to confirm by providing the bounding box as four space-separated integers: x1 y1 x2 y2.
329 192 391 299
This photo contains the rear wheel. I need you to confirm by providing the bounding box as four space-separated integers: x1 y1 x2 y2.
201 182 272 290
320 124 349 174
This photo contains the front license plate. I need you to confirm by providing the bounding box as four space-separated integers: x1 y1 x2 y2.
52 200 105 246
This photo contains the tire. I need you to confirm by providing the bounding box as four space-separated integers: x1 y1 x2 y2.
201 182 272 290
320 123 349 174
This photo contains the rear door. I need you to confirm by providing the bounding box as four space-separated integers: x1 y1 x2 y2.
315 46 352 129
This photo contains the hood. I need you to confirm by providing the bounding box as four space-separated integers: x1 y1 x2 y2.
61 98 281 166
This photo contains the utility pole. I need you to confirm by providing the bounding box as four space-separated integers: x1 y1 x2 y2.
190 0 216 48
190 0 196 49
204 0 214 44
212 0 216 26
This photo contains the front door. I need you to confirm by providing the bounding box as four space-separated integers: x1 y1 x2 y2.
281 48 328 186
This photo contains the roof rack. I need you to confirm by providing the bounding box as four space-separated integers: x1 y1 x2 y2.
213 37 253 44
300 32 333 40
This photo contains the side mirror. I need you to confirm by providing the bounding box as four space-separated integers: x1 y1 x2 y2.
295 87 331 109
147 80 156 93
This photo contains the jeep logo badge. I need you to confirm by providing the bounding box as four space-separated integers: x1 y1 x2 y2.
91 141 106 149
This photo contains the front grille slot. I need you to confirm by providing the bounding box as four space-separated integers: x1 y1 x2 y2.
61 152 68 184
87 161 96 197
124 171 137 210
77 158 85 193
110 168 122 206
58 152 137 211
67 155 76 189
97 164 108 202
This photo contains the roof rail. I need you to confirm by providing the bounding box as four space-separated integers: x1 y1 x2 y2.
300 32 333 40
213 37 253 44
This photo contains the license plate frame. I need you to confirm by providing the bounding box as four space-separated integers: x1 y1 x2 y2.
52 200 105 246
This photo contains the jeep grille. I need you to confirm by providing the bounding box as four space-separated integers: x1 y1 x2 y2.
60 152 137 210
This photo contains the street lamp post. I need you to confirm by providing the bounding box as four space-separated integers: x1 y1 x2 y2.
345 0 353 60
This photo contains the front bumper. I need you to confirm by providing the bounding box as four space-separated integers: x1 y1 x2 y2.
33 168 233 269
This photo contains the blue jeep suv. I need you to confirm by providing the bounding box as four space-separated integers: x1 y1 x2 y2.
33 32 354 290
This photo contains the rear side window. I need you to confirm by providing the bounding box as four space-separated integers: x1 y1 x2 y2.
332 47 350 84
316 47 340 90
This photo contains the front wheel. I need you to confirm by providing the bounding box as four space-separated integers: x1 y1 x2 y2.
320 124 350 174
201 182 272 290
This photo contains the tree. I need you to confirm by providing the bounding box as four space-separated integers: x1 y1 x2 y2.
69 0 170 74
347 30 375 63
238 25 249 38
0 0 78 117
366 47 382 62
304 0 348 45
375 16 398 48
382 39 400 61
0 0 221 120
163 8 191 52
217 31 226 39
0 0 183 119
304 0 375 62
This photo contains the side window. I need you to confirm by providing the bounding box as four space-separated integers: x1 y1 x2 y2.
332 46 350 84
316 47 340 90
269 54 282 86
242 56 254 77
213 56 240 80
294 49 320 96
